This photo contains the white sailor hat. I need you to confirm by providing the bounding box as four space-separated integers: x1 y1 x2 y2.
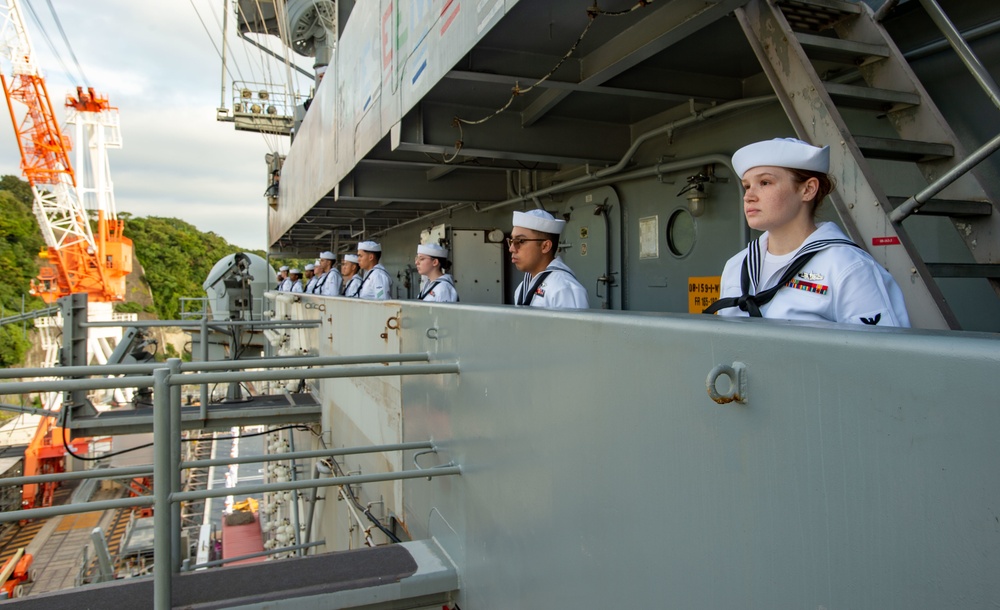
279 265 289 271
417 243 449 259
357 240 382 252
289 268 301 275
512 209 566 235
304 263 315 271
732 137 830 178
319 251 336 261
343 254 359 263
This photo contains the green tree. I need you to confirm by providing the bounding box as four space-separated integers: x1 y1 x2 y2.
124 217 266 320
0 175 270 365
0 175 44 367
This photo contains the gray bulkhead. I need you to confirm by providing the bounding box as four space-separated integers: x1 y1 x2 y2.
265 1 1000 608
275 0 1000 331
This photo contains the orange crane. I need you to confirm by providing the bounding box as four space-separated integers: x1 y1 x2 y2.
0 0 122 511
20 417 89 511
0 0 131 304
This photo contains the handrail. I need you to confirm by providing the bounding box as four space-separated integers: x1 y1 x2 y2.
0 361 456 394
917 0 1000 111
890 131 1000 222
0 355 462 608
890 0 1000 222
0 352 432 380
0 305 60 327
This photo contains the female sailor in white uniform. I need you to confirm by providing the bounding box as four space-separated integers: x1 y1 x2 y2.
705 138 909 326
414 243 459 302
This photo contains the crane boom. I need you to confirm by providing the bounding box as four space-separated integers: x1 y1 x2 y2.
0 0 130 303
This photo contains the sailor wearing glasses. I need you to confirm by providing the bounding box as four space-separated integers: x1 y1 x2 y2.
415 243 459 302
354 241 393 300
510 209 589 309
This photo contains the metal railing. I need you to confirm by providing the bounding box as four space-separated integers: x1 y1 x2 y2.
0 356 462 608
890 0 1000 222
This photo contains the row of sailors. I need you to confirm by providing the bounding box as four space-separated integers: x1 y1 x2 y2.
276 251 362 296
272 210 588 309
273 145 909 327
275 241 457 300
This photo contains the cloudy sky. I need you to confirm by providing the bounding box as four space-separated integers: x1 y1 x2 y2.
0 0 312 251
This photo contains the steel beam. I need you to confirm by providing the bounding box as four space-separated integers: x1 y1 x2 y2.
444 69 720 104
337 164 507 202
523 0 749 125
395 102 627 166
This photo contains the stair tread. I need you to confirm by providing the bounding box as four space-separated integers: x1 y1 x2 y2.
888 196 994 217
855 135 954 161
825 82 921 107
796 31 889 63
778 0 861 32
925 263 1000 278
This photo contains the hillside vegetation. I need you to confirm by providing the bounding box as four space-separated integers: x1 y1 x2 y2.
0 176 44 367
0 175 270 366
122 215 266 320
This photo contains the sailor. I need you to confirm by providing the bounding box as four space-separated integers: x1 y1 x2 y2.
311 251 343 296
704 137 910 326
302 263 317 293
341 254 362 297
288 269 304 293
510 209 589 309
414 243 459 302
354 241 393 300
277 265 292 291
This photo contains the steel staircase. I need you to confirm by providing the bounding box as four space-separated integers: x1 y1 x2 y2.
736 0 1000 330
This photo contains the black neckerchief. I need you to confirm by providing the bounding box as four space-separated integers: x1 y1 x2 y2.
418 276 458 301
312 272 327 294
704 238 859 317
517 270 554 306
349 270 371 298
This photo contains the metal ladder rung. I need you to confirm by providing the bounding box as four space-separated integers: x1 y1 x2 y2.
925 263 1000 279
795 31 889 64
855 135 953 161
778 0 861 32
888 196 994 218
824 82 920 109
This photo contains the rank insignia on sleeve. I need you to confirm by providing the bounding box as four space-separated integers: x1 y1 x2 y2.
860 313 882 325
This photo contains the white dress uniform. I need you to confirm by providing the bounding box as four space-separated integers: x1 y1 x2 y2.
290 279 304 293
715 222 910 327
309 272 327 294
514 256 589 309
316 269 344 296
355 264 393 300
304 276 318 293
278 278 293 292
418 274 459 302
343 274 362 297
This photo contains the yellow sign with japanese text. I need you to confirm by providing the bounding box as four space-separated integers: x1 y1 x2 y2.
688 276 721 314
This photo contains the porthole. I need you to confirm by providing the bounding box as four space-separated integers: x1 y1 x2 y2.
666 208 696 258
